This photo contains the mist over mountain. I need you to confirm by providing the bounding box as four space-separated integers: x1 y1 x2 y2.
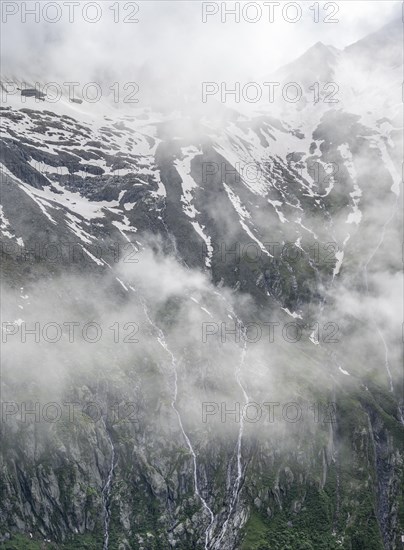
0 5 403 550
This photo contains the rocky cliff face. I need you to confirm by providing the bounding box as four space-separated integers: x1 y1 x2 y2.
0 18 403 550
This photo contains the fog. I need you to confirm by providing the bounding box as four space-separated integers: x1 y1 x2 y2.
0 4 403 546
1 1 400 99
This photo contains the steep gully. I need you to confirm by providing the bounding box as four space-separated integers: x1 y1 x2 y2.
129 282 250 549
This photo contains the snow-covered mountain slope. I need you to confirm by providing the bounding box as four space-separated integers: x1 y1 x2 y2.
1 73 401 313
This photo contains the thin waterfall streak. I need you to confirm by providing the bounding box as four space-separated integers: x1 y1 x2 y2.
139 295 214 548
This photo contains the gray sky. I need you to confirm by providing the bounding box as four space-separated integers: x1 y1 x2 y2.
0 1 401 85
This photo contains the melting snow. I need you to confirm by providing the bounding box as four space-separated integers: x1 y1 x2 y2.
339 367 350 376
116 277 129 291
281 307 302 320
65 212 93 244
338 144 362 225
81 246 104 266
223 183 251 219
332 250 344 278
190 221 213 267
111 217 137 242
268 199 287 223
175 146 200 219
377 137 401 196
1 163 120 221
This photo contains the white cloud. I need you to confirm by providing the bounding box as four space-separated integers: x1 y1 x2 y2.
1 1 400 86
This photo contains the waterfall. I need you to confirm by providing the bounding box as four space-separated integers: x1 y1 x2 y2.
210 300 250 550
139 296 215 548
363 196 399 396
102 422 116 550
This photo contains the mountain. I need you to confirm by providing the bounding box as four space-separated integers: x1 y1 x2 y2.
272 41 340 87
0 18 403 550
344 18 403 69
